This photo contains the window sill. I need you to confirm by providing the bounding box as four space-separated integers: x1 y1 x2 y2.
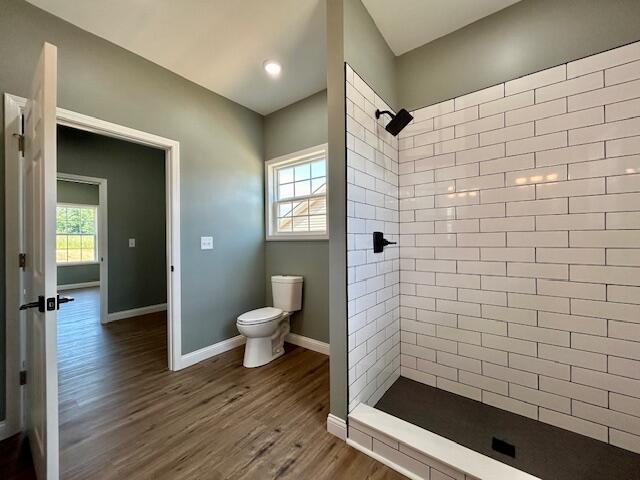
266 234 329 242
57 261 100 267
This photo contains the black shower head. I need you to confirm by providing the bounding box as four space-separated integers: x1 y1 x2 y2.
375 108 413 136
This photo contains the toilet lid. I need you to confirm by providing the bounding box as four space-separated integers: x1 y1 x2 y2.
237 307 283 325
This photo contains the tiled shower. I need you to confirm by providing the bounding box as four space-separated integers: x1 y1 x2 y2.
346 40 640 457
346 64 401 412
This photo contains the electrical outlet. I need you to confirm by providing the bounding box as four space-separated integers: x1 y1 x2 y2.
129 238 136 248
201 236 213 250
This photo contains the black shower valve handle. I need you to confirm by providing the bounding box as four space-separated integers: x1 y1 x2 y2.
373 231 396 253
382 238 398 247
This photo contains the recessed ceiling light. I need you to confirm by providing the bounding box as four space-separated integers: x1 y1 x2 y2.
264 60 282 77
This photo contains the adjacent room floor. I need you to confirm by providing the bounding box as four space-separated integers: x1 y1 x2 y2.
375 377 640 480
1 288 403 480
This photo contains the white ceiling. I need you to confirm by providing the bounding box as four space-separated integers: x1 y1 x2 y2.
362 0 522 56
26 0 326 115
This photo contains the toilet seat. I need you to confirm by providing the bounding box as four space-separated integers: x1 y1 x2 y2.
237 307 283 325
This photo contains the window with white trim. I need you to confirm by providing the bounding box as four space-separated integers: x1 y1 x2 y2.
56 204 98 264
265 144 328 240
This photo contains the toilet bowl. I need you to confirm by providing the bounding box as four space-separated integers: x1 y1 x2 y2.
237 275 303 368
237 307 290 368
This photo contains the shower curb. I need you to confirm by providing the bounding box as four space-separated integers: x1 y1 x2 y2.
348 403 539 480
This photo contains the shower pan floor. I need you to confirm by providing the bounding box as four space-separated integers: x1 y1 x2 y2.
374 377 640 480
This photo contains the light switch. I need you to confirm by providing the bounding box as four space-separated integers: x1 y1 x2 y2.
201 236 213 250
129 238 136 248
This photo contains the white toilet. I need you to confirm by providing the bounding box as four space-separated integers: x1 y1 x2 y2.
236 275 303 368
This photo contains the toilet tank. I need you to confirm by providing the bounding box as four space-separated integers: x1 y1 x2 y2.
272 275 303 312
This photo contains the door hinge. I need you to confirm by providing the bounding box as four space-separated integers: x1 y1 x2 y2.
20 370 27 386
19 253 26 270
13 133 24 154
171 265 174 272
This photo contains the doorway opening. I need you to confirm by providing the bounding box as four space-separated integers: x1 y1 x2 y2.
55 125 168 327
54 127 169 477
56 173 107 324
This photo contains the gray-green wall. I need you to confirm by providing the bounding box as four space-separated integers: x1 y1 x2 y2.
265 242 329 342
264 90 329 343
58 263 99 286
344 0 397 110
57 179 98 205
327 0 348 420
397 0 640 110
0 0 265 419
264 90 328 159
58 126 166 313
57 179 100 286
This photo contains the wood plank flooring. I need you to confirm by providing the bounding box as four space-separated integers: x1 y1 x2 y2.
0 433 34 479
3 288 404 479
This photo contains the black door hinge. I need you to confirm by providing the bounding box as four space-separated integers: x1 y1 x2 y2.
13 133 24 154
171 265 174 272
19 253 26 270
20 370 27 386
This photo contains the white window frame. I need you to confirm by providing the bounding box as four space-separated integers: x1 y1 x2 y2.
265 143 329 241
55 202 99 265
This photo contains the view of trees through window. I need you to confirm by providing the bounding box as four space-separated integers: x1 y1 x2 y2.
56 205 97 263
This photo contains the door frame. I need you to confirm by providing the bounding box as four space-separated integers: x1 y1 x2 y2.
56 173 109 325
3 93 183 439
3 94 24 441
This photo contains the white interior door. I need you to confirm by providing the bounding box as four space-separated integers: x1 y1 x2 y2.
22 42 59 480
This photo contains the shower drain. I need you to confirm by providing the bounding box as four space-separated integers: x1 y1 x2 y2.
492 437 516 458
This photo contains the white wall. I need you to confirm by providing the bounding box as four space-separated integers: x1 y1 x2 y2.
346 65 401 412
396 41 640 454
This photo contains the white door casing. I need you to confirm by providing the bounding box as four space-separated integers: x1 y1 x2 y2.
2 95 24 442
23 42 59 480
5 96 183 378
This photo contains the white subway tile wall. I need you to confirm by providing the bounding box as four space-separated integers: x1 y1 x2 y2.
395 42 640 455
346 65 401 412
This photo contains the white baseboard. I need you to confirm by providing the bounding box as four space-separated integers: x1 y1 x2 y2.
57 281 100 291
105 303 167 323
179 335 246 369
177 333 329 371
326 413 347 440
285 333 330 355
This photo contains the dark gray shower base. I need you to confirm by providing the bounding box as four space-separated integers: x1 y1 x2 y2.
375 377 640 480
